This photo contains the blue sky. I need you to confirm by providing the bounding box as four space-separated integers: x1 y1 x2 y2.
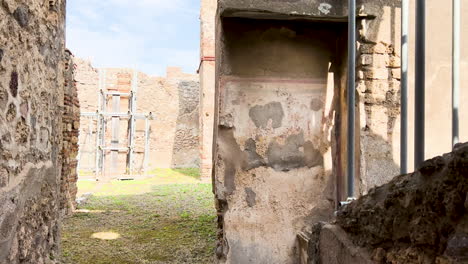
67 0 200 76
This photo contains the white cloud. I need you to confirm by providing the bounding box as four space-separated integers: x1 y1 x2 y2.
67 25 198 76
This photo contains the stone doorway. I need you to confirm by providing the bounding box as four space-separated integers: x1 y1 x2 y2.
213 17 348 263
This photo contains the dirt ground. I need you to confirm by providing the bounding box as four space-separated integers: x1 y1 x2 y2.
60 169 216 264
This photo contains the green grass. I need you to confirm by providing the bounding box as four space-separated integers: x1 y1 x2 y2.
61 170 216 264
76 168 202 197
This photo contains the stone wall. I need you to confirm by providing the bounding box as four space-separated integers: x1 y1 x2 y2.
305 143 468 264
75 60 200 178
0 0 67 263
60 50 80 216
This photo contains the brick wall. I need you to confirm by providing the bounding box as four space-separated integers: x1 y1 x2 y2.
60 50 80 215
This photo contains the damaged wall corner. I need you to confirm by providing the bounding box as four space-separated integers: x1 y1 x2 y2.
213 8 349 262
0 0 70 263
60 50 80 216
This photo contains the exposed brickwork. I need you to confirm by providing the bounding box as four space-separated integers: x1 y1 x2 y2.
357 39 401 192
60 50 80 215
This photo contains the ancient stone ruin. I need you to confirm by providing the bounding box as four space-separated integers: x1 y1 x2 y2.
302 143 468 263
60 50 80 215
0 0 467 263
75 59 200 180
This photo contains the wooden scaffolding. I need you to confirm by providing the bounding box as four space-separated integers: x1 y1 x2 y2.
78 69 154 181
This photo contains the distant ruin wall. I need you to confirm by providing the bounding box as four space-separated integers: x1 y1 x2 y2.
75 60 200 178
0 0 66 263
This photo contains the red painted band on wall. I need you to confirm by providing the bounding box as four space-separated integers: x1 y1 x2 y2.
197 56 216 73
201 56 215 61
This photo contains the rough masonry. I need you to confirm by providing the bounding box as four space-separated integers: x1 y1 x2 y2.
60 50 80 216
213 7 348 262
0 0 69 263
304 143 468 264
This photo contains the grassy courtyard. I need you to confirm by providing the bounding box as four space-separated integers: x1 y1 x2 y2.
60 169 216 264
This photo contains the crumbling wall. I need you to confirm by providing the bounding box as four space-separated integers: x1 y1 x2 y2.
171 79 200 168
356 2 402 192
214 16 347 263
137 67 200 170
75 61 200 177
312 143 468 264
75 58 99 113
74 59 99 177
60 50 80 215
0 0 66 263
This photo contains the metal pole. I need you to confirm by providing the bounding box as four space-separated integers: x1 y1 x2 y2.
415 0 426 168
100 70 107 179
111 93 121 179
144 115 151 174
401 0 409 174
95 70 103 180
128 69 138 176
452 0 460 148
347 0 356 199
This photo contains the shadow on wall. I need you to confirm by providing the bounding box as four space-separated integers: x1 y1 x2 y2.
171 80 201 169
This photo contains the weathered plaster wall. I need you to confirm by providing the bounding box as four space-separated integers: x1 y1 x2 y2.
0 0 66 263
214 17 347 263
199 0 217 179
213 0 468 263
76 61 200 178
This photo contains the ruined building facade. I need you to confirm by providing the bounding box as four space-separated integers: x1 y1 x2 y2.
76 59 200 180
212 0 468 263
0 0 79 262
